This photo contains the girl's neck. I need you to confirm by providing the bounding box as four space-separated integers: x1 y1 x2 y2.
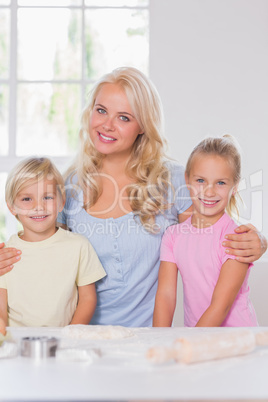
191 210 225 228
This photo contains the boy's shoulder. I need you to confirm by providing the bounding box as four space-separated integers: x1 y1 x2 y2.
5 234 20 248
56 228 91 247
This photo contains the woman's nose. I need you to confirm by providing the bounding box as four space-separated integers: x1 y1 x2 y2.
102 117 115 131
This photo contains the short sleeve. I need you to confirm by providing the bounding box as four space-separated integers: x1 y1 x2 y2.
160 226 176 263
76 237 106 286
168 161 192 215
218 216 253 269
57 173 83 226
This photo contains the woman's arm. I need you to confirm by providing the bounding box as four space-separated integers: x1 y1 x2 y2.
70 283 97 325
223 224 267 263
0 243 21 276
0 288 8 326
195 259 249 327
153 261 178 327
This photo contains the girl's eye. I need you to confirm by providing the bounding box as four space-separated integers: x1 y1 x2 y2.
97 108 106 114
44 196 53 200
197 179 204 183
218 181 226 185
22 197 31 202
119 115 129 122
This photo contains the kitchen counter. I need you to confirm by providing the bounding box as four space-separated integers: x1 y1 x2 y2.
0 326 267 401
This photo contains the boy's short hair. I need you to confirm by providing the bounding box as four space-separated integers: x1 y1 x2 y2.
5 157 66 207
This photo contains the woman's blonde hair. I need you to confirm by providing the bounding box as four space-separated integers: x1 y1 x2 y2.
5 157 65 208
185 135 242 218
68 66 171 231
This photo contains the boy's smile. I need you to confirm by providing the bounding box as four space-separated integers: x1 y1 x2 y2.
9 178 64 242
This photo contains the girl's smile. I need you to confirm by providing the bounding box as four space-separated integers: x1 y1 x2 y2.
186 154 237 227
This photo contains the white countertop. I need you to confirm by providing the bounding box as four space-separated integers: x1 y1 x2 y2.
1 326 268 401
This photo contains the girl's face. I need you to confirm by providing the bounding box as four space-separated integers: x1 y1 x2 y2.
185 154 237 226
89 83 143 160
9 178 64 242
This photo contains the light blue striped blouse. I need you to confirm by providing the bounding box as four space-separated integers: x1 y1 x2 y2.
57 161 192 327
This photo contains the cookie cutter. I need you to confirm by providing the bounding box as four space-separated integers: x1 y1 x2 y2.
20 336 59 359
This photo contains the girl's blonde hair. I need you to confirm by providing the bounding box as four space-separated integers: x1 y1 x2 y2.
185 135 242 218
5 157 65 207
67 66 171 231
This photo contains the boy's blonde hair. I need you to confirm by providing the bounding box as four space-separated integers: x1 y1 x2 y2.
185 135 242 218
5 157 65 207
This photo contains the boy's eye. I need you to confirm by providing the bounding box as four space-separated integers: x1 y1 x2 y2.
119 115 129 122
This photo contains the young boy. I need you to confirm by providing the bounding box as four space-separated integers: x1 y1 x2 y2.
0 157 106 327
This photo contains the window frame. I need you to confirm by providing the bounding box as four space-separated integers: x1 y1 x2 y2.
0 0 149 239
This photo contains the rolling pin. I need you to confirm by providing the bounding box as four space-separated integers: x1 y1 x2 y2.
147 330 268 364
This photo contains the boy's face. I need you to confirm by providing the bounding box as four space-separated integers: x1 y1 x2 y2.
9 177 64 242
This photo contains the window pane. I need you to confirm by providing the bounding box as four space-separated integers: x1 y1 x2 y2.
18 8 82 80
0 85 9 155
18 1 81 6
0 173 7 242
0 1 10 5
0 9 9 80
17 83 80 156
85 8 149 80
85 0 148 6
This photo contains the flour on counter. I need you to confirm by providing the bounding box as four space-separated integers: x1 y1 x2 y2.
62 324 134 340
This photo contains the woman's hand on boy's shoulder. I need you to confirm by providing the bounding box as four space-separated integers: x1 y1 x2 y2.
222 224 267 263
0 243 21 276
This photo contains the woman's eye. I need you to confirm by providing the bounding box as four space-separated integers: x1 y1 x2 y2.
120 115 129 122
97 108 106 114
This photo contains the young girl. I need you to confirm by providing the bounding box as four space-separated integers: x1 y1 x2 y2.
0 157 106 327
153 135 258 327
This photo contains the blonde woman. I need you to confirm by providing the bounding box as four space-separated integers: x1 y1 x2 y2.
0 68 267 327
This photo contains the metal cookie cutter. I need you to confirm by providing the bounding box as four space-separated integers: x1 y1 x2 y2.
20 336 59 359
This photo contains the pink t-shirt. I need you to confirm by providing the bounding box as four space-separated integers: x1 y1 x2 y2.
160 213 258 327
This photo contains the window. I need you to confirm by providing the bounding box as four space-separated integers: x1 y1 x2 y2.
0 0 149 241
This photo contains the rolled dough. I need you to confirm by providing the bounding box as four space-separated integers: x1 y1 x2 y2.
147 330 257 364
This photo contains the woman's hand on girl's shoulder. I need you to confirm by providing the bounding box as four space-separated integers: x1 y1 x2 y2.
0 243 21 276
222 224 267 263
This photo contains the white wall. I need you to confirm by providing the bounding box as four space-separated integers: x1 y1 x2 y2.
149 0 268 325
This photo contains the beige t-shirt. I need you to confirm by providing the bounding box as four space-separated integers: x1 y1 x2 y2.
0 228 106 327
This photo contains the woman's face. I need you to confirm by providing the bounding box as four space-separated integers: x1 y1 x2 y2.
89 83 143 159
